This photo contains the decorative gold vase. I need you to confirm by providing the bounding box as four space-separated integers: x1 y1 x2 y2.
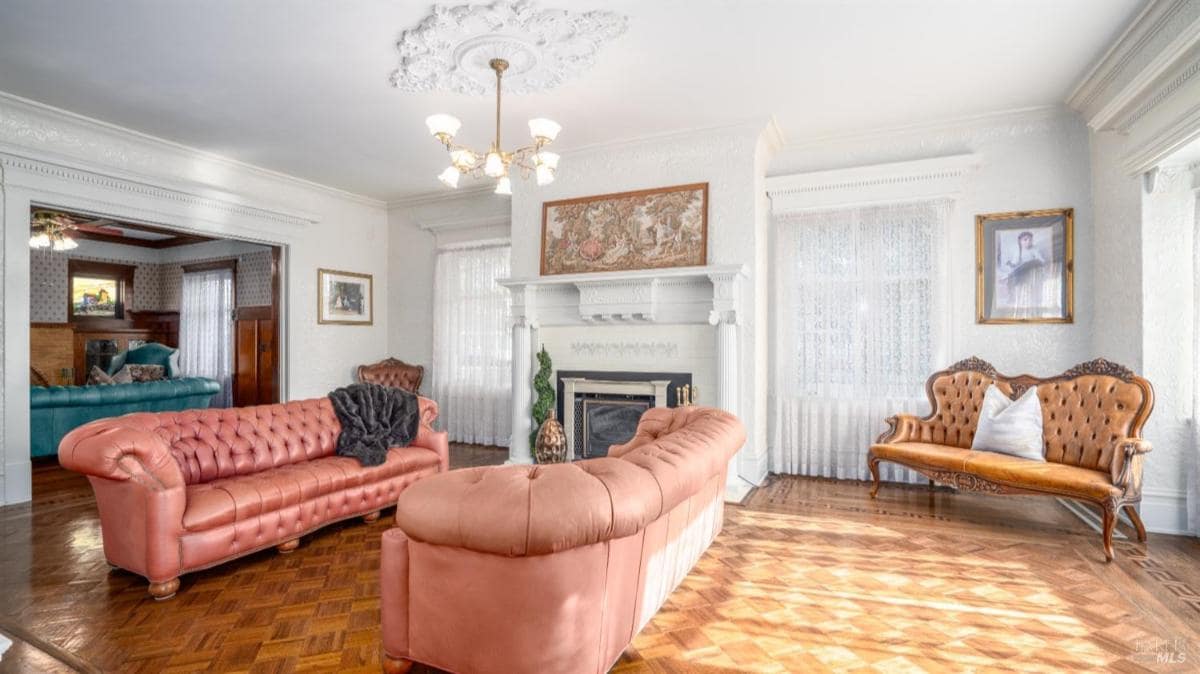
534 410 569 464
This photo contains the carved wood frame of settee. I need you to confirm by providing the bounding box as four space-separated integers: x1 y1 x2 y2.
867 357 1155 562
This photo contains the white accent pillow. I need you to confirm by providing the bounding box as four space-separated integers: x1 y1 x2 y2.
971 384 1045 462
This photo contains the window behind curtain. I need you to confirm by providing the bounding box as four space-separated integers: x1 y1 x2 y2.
770 199 949 480
179 267 235 407
431 242 512 447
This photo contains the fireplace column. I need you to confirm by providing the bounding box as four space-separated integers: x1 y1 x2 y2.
507 316 534 464
708 266 751 502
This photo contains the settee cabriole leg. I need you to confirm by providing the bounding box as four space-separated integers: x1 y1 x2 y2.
1123 504 1148 543
363 510 381 524
382 655 414 673
1102 502 1118 562
868 456 881 499
277 539 300 554
148 578 179 600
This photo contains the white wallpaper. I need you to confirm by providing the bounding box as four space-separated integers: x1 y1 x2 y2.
29 247 273 322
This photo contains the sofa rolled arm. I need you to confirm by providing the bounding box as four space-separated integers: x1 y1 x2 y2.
877 413 936 444
58 418 185 491
416 396 439 428
1111 437 1152 490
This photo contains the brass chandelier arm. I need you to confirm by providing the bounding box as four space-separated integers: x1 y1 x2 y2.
426 56 558 190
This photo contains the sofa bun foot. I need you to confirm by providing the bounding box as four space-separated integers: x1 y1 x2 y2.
382 655 414 673
148 578 179 600
363 510 381 524
277 539 300 554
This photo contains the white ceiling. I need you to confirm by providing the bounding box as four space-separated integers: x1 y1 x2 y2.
0 0 1143 202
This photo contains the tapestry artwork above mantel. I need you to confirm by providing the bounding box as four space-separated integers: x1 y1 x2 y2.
540 182 708 275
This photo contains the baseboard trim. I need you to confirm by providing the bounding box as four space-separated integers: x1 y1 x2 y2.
1140 488 1190 536
2 461 32 506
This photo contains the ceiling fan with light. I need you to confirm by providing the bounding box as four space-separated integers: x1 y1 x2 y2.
29 210 125 251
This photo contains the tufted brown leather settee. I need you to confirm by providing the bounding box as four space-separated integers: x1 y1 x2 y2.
869 357 1154 561
358 357 424 394
58 396 448 599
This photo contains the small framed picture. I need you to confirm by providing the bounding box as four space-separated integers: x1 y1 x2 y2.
318 268 373 325
976 208 1073 324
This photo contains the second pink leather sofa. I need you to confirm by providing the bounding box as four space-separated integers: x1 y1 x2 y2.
379 406 746 674
59 396 448 599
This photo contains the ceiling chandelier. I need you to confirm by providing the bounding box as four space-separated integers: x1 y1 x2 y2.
425 58 561 195
29 210 79 251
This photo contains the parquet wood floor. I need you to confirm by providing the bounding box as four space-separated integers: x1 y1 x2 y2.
3 455 1199 673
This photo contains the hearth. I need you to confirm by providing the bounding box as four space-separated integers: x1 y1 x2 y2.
556 370 691 460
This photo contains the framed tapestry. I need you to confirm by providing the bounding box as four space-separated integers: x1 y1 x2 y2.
318 268 373 325
540 182 708 275
976 208 1074 324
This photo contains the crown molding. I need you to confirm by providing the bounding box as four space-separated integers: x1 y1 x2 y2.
1067 0 1200 128
782 105 1062 151
416 214 510 233
0 150 319 229
386 183 498 210
766 154 979 213
1086 13 1200 131
0 90 386 209
1120 100 1200 174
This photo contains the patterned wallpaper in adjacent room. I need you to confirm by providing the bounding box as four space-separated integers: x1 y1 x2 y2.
29 252 150 323
159 250 273 310
30 248 274 322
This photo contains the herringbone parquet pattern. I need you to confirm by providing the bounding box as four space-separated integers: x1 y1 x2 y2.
2 456 1199 673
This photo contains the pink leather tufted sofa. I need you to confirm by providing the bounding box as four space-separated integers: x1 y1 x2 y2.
379 406 745 674
59 396 448 600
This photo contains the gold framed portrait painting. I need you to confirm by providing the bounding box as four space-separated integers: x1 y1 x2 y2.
976 208 1073 324
318 268 373 325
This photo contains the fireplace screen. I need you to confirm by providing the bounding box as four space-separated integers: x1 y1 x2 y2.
578 398 652 459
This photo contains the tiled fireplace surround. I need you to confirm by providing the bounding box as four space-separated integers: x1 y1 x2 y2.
499 264 753 501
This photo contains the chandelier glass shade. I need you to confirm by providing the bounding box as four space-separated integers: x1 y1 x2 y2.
29 210 79 251
426 58 560 193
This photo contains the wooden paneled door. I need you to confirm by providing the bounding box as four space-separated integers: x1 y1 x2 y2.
234 306 277 406
232 247 281 406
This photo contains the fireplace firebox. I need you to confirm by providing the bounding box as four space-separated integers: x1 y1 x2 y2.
556 370 692 460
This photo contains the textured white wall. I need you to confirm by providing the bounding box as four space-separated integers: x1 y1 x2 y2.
0 95 390 504
509 123 773 483
1137 166 1196 531
772 108 1095 375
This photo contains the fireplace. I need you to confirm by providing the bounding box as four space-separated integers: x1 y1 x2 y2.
556 370 691 460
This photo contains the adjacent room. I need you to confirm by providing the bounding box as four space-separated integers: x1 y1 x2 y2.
1 1 1199 672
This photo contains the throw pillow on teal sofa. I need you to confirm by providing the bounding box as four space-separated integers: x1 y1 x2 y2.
107 342 181 378
30 377 220 458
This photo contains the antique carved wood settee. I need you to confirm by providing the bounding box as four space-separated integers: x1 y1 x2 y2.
58 396 448 599
868 358 1154 561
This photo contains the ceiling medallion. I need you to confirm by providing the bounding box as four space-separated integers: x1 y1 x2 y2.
390 1 628 96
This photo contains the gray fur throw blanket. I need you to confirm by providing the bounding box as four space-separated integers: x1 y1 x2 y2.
328 382 420 466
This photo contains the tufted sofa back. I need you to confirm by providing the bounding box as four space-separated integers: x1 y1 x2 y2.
135 398 343 485
358 358 424 393
925 358 1153 472
394 406 745 556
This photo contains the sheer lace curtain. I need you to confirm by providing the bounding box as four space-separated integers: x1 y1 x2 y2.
770 199 951 483
432 241 513 447
179 267 235 407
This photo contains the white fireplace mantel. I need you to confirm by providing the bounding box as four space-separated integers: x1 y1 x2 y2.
497 264 746 327
498 264 754 502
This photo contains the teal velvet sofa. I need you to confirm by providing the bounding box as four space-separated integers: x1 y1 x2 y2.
30 377 219 458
